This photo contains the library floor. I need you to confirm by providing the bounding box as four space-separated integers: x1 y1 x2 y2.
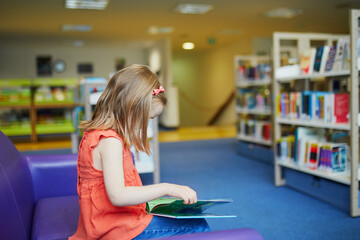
14 125 236 151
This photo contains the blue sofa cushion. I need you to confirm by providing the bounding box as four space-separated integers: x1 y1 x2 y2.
31 195 79 240
0 164 29 240
27 154 78 202
0 131 35 240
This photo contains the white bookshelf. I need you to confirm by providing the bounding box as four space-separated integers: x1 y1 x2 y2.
276 70 350 83
277 159 352 185
236 106 271 115
234 55 272 146
349 9 360 217
236 79 271 87
83 82 161 183
236 134 272 146
272 23 360 217
276 118 350 130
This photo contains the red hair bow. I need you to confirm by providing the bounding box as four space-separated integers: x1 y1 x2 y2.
152 86 165 96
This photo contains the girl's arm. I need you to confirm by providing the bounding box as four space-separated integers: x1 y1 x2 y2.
100 137 197 207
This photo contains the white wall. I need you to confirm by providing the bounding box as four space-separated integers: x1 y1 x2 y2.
252 37 272 56
147 39 179 128
0 41 149 79
172 38 253 126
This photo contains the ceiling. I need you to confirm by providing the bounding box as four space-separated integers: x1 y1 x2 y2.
0 0 359 51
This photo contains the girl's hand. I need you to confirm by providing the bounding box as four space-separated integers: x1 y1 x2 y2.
165 183 198 205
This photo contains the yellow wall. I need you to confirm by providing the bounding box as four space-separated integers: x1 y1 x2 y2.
173 38 253 126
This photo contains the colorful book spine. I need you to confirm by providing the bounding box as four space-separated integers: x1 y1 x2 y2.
277 91 349 124
313 46 325 72
236 60 271 83
237 88 270 110
238 119 271 141
333 93 349 123
281 137 348 173
325 45 337 72
276 135 295 162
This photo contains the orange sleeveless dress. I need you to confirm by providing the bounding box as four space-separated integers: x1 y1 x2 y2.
69 129 153 240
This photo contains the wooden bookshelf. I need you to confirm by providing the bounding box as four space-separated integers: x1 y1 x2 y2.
35 103 76 109
0 78 78 151
0 104 30 109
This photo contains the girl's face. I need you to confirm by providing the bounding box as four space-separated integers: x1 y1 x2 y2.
150 99 164 119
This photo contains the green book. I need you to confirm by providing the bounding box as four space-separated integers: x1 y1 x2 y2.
146 197 236 219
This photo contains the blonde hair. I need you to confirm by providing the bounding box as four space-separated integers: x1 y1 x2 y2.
79 64 167 155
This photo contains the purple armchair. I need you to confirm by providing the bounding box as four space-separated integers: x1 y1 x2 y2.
0 130 263 240
0 130 78 240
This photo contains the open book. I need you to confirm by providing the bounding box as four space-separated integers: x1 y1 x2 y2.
146 197 236 219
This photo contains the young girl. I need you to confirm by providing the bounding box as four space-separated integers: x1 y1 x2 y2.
70 65 210 240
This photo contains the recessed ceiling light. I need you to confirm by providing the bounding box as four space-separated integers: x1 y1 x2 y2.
182 42 195 50
65 0 109 10
264 8 303 19
147 26 174 35
62 24 92 32
174 3 213 15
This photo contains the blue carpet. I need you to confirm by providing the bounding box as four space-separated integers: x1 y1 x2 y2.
157 138 360 240
22 139 360 239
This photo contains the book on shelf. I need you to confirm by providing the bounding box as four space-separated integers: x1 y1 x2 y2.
324 45 337 72
306 141 348 173
333 93 349 123
278 93 289 119
34 86 74 103
331 131 350 145
299 48 316 75
0 109 31 128
276 37 350 79
329 144 348 173
301 91 312 120
277 130 348 174
146 197 236 219
294 127 326 166
307 141 320 170
236 88 271 111
276 91 349 124
276 135 295 162
238 119 271 141
235 59 271 84
313 46 330 73
332 38 350 72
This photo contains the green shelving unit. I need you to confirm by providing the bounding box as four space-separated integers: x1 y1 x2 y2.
0 79 32 137
33 78 76 87
0 79 32 87
0 125 32 136
36 121 75 135
0 78 78 143
0 102 30 108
